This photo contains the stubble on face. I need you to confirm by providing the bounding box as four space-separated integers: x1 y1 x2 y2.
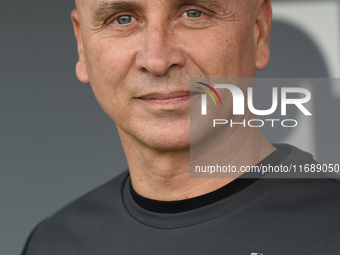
73 0 264 151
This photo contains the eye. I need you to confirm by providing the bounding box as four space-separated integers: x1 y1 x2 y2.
185 10 202 18
116 15 132 25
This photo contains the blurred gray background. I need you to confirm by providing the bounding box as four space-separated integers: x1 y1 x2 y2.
1 0 340 254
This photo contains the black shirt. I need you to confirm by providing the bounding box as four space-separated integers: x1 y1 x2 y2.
130 144 291 213
22 144 340 255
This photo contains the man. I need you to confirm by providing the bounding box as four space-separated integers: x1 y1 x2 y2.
22 0 340 254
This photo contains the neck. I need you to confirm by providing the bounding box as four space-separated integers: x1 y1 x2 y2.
118 115 275 201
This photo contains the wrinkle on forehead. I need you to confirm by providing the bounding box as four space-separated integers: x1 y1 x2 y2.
75 0 236 13
75 0 259 25
75 0 258 9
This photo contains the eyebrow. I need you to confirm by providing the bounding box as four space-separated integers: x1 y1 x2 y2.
92 1 142 24
92 0 227 24
171 0 227 11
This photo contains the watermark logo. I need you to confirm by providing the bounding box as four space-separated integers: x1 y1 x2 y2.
197 83 312 128
200 84 312 116
196 82 222 115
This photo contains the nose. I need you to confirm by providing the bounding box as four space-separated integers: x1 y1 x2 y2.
135 24 186 76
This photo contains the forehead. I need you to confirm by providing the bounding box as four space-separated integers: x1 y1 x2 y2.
78 0 231 8
76 0 253 17
76 0 257 29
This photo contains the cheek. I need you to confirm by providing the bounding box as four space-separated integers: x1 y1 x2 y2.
86 40 131 87
180 24 255 78
83 39 136 118
177 28 229 76
235 21 257 75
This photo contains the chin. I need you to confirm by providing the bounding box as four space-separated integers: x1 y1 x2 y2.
118 113 192 151
141 131 191 151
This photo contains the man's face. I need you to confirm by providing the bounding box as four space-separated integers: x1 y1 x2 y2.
72 0 270 150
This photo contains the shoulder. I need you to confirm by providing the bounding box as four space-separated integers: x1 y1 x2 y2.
266 144 340 206
22 170 130 255
274 143 340 181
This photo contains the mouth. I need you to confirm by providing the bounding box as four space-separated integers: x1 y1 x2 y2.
137 91 190 100
136 91 195 106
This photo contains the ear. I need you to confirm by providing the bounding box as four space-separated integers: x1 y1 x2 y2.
71 9 90 83
254 0 272 70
